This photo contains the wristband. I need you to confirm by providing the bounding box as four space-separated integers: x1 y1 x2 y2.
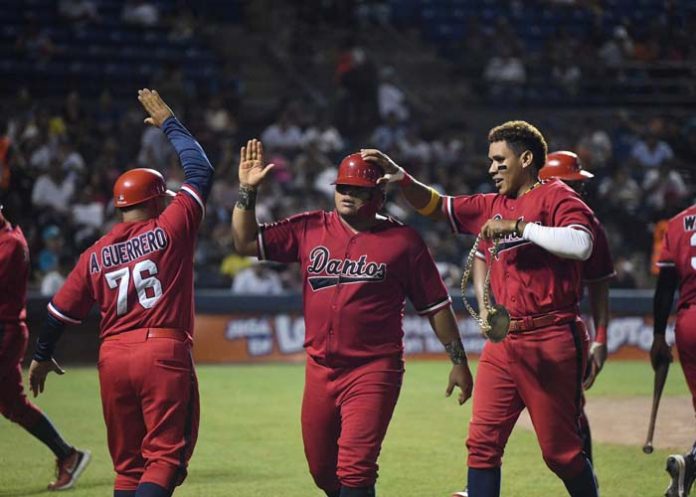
514 218 523 237
416 188 441 216
595 325 607 344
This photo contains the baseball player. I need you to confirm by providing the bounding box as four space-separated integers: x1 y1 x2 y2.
456 151 613 496
652 201 696 497
28 89 214 497
363 120 600 497
0 202 90 490
231 139 473 497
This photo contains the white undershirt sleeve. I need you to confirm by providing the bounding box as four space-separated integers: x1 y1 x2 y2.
522 223 593 261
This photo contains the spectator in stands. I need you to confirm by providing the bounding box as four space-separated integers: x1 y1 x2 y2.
36 225 64 275
137 122 174 170
483 45 526 99
58 0 101 24
335 45 378 135
597 167 641 214
378 66 409 122
630 123 675 173
220 246 254 284
598 25 634 73
260 111 303 157
93 90 121 137
551 58 582 97
370 111 405 152
71 186 105 247
642 162 689 214
31 159 75 215
293 139 335 193
575 119 613 173
40 254 73 297
232 263 284 295
57 140 85 178
611 255 639 289
302 115 345 157
397 127 431 166
122 0 159 27
204 94 238 139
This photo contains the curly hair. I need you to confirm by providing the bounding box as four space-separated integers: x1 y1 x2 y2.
488 120 548 171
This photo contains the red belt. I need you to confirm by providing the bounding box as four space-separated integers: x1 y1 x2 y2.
508 313 575 333
103 327 191 342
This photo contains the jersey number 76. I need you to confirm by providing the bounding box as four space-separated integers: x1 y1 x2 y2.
105 259 163 316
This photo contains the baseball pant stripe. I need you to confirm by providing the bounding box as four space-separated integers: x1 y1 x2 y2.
174 351 198 488
569 320 584 418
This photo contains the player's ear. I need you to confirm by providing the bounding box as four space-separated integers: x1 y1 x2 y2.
520 150 533 169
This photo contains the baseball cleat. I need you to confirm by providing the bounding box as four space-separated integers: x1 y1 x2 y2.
48 448 91 491
664 453 696 497
451 487 468 497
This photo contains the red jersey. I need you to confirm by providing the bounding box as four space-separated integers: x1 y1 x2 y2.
0 221 29 322
445 180 595 317
582 216 615 284
657 204 696 310
48 185 205 338
258 210 451 364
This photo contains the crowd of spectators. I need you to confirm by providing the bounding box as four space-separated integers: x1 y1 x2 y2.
1 84 692 295
1 0 694 296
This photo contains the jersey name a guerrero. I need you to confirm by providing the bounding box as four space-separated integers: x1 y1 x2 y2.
48 186 205 338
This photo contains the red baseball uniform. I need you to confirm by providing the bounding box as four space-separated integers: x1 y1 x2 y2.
445 180 595 480
0 221 42 429
48 184 204 491
259 210 450 491
657 204 696 410
582 216 615 291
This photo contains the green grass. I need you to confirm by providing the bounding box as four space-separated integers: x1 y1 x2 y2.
0 360 689 496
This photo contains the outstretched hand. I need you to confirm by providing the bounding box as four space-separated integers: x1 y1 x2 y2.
446 363 473 405
28 358 65 397
238 139 275 188
138 88 174 127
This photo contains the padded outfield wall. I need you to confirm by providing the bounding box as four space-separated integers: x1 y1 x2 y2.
23 289 673 364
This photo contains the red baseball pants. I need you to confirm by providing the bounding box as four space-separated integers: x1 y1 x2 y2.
467 318 589 480
301 354 404 492
676 307 696 412
98 329 199 491
0 322 42 428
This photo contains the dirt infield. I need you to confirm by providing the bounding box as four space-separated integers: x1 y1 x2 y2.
518 396 695 450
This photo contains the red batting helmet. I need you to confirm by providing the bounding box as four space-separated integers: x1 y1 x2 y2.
332 153 384 188
113 168 175 208
539 151 594 182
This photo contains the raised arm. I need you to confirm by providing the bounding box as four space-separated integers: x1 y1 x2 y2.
138 88 214 202
232 139 275 257
361 148 446 220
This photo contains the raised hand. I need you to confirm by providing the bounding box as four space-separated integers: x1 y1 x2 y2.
361 148 406 185
238 139 274 188
137 88 174 127
28 358 65 397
